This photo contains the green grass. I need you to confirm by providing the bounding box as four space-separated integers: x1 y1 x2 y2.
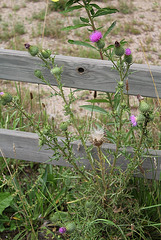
12 5 21 11
31 22 42 38
44 18 64 38
124 22 141 35
48 0 66 12
2 3 8 8
118 0 136 14
32 9 46 21
1 152 161 239
0 21 26 43
0 22 14 41
14 22 26 35
0 81 55 133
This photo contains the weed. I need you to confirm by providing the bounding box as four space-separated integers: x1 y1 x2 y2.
14 22 26 35
124 22 141 35
48 0 66 12
44 18 64 39
2 3 8 8
152 1 160 11
145 36 153 45
118 0 136 14
143 23 154 32
32 9 46 21
31 24 40 38
139 14 145 19
12 5 21 11
152 47 157 52
7 36 26 50
147 54 153 61
0 22 14 41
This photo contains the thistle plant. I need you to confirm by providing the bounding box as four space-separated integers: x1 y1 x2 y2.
4 0 155 206
26 0 155 213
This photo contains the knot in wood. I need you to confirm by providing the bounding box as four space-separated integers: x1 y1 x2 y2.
77 67 85 74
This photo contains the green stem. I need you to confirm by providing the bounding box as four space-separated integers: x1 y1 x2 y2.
82 0 96 31
12 102 69 160
89 102 95 131
110 59 131 175
82 0 104 97
65 131 88 180
97 146 107 193
54 74 97 178
110 60 125 174
125 125 147 182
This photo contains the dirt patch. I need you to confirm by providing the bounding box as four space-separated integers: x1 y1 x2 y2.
0 0 160 65
0 0 160 120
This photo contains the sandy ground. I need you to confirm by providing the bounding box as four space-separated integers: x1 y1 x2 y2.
0 0 160 120
0 0 161 64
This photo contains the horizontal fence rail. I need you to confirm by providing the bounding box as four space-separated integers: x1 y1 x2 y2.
0 129 161 180
0 49 161 98
0 49 161 179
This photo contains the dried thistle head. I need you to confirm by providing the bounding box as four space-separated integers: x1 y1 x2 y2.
90 127 104 147
137 94 144 102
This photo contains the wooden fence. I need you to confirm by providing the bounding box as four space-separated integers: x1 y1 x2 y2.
0 49 161 179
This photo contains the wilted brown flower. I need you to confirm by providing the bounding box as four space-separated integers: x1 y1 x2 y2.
90 128 104 147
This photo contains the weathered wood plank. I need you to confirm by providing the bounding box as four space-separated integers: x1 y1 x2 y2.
0 129 160 180
0 49 161 98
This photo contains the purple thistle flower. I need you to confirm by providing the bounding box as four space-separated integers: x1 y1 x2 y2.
130 115 137 127
0 92 4 95
89 31 102 43
24 43 30 49
59 227 66 234
125 48 131 56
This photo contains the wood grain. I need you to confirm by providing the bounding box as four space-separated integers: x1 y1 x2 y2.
0 49 161 98
0 129 160 180
0 49 161 179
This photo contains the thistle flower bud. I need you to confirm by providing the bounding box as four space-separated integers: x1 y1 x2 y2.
24 43 30 49
89 31 102 43
0 92 12 105
130 115 137 127
60 122 68 131
124 48 133 64
136 114 145 124
139 101 150 113
59 227 66 234
118 81 124 88
34 70 43 79
137 94 144 102
90 127 104 147
149 113 154 121
66 222 76 233
41 49 51 59
96 39 105 49
28 45 39 56
114 41 125 57
51 67 61 76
